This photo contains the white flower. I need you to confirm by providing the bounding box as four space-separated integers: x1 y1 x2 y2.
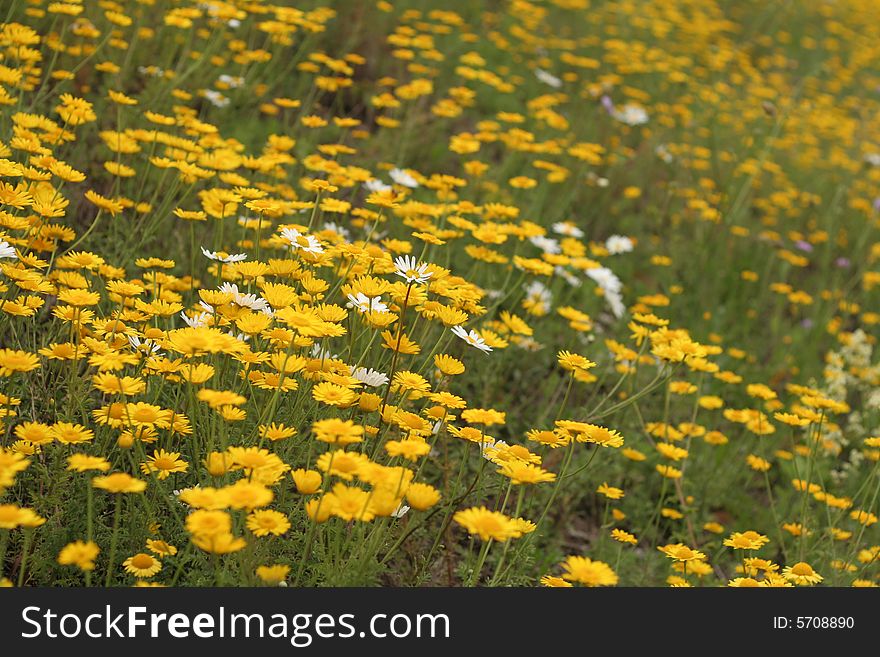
0 240 17 259
392 503 410 519
656 144 674 163
451 325 492 353
605 235 634 255
524 281 552 313
605 289 625 318
389 167 419 188
138 66 165 77
612 104 648 126
586 267 625 318
555 266 582 288
393 255 432 284
529 235 561 254
180 311 211 328
240 294 272 315
217 282 272 314
346 292 388 314
586 267 622 293
865 152 880 167
552 221 584 238
481 438 506 460
587 172 610 187
516 337 543 352
174 485 196 506
364 178 391 193
217 74 244 88
128 335 163 355
203 89 229 108
323 221 350 241
281 227 324 254
217 281 242 296
200 246 247 263
535 68 562 88
310 344 338 360
350 366 389 387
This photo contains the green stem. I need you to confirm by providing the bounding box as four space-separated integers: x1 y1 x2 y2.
104 495 123 587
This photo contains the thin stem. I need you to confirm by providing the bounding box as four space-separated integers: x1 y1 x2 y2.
104 495 123 587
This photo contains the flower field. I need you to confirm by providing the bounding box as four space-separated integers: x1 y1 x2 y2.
0 0 879 588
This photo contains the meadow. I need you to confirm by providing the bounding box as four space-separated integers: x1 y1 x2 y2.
0 0 878 588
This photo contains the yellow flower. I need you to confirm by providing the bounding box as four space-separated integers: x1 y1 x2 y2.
0 349 40 376
291 468 323 494
146 539 177 557
247 509 291 537
658 543 706 562
256 565 290 585
560 556 618 586
452 506 520 542
123 553 162 578
141 449 188 480
405 483 441 510
92 472 147 494
67 454 110 472
58 540 100 571
597 482 625 500
783 562 823 586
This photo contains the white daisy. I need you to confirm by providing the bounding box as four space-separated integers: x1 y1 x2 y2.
389 167 419 188
364 178 391 193
322 221 350 241
535 68 562 88
138 66 165 77
555 266 582 288
0 240 17 259
552 221 584 238
605 235 634 255
217 74 244 88
128 335 163 355
218 282 272 314
481 438 506 460
586 266 622 293
524 281 552 313
350 366 389 387
586 266 625 318
393 255 432 284
587 172 610 187
346 292 389 314
529 235 561 254
200 246 247 263
656 144 674 163
612 103 648 126
281 227 324 254
180 311 211 329
310 344 338 360
605 290 625 318
392 503 410 519
203 89 230 108
451 325 492 353
515 337 543 352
